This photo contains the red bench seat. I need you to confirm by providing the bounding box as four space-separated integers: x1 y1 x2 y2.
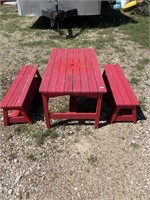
0 65 41 125
103 64 140 123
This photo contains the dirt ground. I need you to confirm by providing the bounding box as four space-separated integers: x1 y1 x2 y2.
0 4 150 200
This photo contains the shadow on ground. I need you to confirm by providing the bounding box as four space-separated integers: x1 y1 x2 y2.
30 93 146 128
30 92 45 123
31 2 137 38
137 107 146 121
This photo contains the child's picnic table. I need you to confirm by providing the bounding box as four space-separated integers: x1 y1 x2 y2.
39 48 107 128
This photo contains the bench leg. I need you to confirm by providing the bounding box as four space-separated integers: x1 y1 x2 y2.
110 107 120 124
42 94 51 128
110 107 137 123
95 95 102 128
132 107 137 123
3 109 9 126
3 108 32 125
20 109 32 124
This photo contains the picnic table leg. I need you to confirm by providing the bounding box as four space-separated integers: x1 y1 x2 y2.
42 94 51 128
95 95 102 128
69 96 76 112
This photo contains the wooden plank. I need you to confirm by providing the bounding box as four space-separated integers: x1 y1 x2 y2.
55 48 68 92
48 49 62 92
115 115 134 122
90 49 106 94
114 64 139 106
104 65 124 105
7 66 36 108
8 116 26 124
39 49 57 93
50 112 96 119
4 66 31 108
16 66 38 107
111 64 131 106
79 48 89 93
72 48 81 93
84 48 98 93
1 66 27 108
64 49 74 92
10 110 20 117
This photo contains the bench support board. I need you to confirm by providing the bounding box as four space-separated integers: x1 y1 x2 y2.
110 107 137 124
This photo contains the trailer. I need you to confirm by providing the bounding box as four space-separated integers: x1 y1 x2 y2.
16 0 103 35
17 0 102 17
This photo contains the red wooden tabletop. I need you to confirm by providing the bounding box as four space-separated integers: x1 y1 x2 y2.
39 48 106 95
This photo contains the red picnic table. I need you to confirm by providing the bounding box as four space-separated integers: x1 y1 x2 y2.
39 48 107 128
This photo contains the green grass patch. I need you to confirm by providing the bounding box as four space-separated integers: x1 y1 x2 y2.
134 58 150 70
59 102 69 112
0 13 18 20
119 16 149 48
21 39 61 48
14 124 28 135
44 129 59 139
14 124 58 145
87 155 98 166
26 153 37 161
26 192 30 199
29 128 58 145
0 71 7 84
8 153 17 161
130 77 140 85
95 36 116 49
